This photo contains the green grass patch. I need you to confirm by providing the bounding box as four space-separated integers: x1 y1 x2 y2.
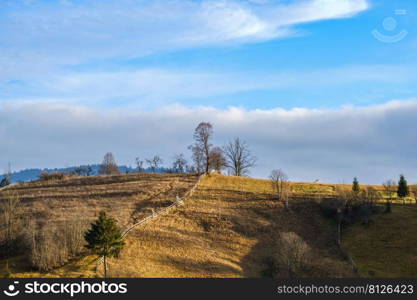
343 205 417 277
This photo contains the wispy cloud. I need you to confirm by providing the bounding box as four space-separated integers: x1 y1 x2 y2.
0 0 369 80
2 64 413 107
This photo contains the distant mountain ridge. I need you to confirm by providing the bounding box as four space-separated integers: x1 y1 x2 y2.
0 165 169 183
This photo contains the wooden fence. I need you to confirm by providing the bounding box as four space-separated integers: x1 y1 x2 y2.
95 174 205 272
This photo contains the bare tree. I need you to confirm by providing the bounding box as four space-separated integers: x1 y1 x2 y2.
410 185 417 205
359 187 381 225
172 154 188 174
277 232 311 278
135 157 144 173
332 187 354 246
146 155 163 173
190 122 213 174
99 152 120 175
270 169 290 209
383 179 396 212
361 187 380 207
209 147 225 173
223 137 256 176
186 164 197 174
188 144 205 174
27 218 88 271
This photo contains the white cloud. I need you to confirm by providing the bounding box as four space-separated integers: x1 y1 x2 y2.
267 0 370 25
5 64 412 107
1 99 416 184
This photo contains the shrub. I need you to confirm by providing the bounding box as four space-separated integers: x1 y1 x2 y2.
276 232 311 277
319 198 342 218
320 188 382 226
0 177 10 187
26 220 88 271
0 232 27 259
261 256 279 278
39 172 65 181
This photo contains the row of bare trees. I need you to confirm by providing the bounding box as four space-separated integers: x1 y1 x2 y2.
100 121 258 177
189 122 256 176
99 153 165 175
27 219 88 271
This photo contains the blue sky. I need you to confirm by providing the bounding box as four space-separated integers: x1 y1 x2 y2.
1 0 416 110
1 0 417 183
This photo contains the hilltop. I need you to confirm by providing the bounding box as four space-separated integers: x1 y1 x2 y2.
1 173 353 277
0 173 415 278
105 174 354 277
0 165 170 184
2 173 199 228
0 173 199 275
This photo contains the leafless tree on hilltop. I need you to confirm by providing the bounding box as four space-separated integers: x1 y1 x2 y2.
382 179 396 212
209 147 225 174
135 157 144 173
99 152 120 175
270 169 290 209
172 154 188 174
146 155 163 173
189 122 213 175
223 137 256 176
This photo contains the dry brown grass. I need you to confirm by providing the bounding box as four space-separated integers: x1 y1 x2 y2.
2 173 406 278
104 174 353 278
0 173 199 230
0 173 199 277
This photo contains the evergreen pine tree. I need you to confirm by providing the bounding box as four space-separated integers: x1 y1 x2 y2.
397 174 409 199
84 211 125 277
352 177 360 193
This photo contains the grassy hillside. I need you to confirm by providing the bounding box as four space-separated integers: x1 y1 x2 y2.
1 173 415 278
1 173 199 229
104 174 353 278
343 205 417 277
0 255 97 278
0 173 199 277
